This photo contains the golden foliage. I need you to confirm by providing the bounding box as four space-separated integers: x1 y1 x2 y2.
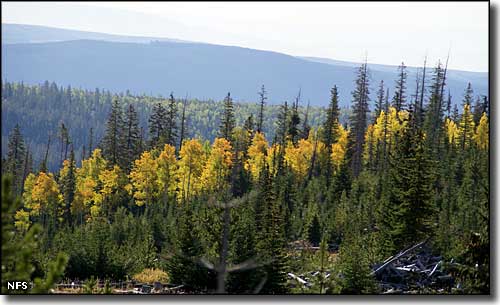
132 268 169 284
178 139 205 201
331 124 349 170
474 113 489 150
201 137 233 192
157 144 178 199
445 118 459 145
246 132 269 181
129 151 158 206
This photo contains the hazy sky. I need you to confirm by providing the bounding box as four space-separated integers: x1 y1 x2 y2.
2 1 489 72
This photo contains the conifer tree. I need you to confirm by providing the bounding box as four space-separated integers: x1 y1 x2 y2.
101 97 125 167
288 91 301 145
392 62 407 113
322 85 341 150
381 122 436 250
347 62 370 178
59 147 76 226
257 85 267 133
165 92 178 147
374 80 385 121
149 101 168 149
122 103 141 171
219 92 235 141
5 124 26 195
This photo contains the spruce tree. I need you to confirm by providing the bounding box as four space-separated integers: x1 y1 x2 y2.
382 122 436 250
374 80 385 121
101 97 125 167
60 147 76 226
322 85 341 150
148 101 168 149
165 92 178 147
219 92 235 141
288 91 301 145
5 124 26 195
122 103 141 170
392 62 407 113
347 62 370 178
257 85 267 133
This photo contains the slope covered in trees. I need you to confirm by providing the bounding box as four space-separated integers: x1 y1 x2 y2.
2 60 489 294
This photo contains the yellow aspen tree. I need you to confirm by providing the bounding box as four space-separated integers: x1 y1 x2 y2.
129 151 159 207
201 137 233 192
474 113 489 150
444 118 460 145
285 138 315 180
25 172 64 224
177 139 205 202
157 144 178 201
246 132 269 181
14 209 31 232
331 124 349 171
96 165 128 217
362 124 376 168
73 149 107 222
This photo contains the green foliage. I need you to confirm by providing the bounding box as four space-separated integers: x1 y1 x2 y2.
1 176 68 294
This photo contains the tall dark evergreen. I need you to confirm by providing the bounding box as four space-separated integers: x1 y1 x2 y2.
148 101 168 149
288 91 301 145
348 62 370 178
5 124 26 195
257 85 267 133
165 92 178 147
179 96 188 152
322 85 341 149
423 62 446 149
219 92 235 141
276 101 289 145
101 97 125 167
374 80 385 121
301 101 311 139
122 104 141 170
392 62 407 113
380 122 436 252
61 147 76 226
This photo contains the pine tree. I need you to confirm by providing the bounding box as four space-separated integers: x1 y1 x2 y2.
179 96 188 152
168 204 216 292
5 124 26 195
374 80 385 121
382 123 436 249
322 85 341 150
165 92 178 147
122 103 141 170
423 62 446 149
101 97 125 167
149 101 168 149
276 101 289 145
392 62 407 113
59 147 76 226
219 92 235 141
288 91 301 145
257 85 267 133
348 62 370 178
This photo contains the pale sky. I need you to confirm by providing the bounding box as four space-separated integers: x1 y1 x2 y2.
2 1 489 72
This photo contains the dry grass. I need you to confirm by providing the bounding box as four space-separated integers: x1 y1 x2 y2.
132 268 169 284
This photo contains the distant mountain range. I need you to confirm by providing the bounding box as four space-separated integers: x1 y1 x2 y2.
1 23 488 107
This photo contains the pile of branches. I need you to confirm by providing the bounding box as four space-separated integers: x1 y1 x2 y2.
371 240 454 294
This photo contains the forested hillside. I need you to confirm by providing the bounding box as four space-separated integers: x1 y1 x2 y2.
2 81 337 172
2 61 489 294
